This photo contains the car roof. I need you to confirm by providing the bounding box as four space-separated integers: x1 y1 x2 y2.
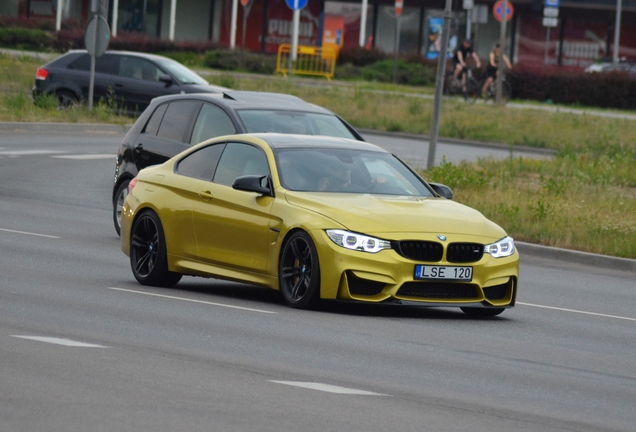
62 49 179 62
250 133 386 152
149 91 336 114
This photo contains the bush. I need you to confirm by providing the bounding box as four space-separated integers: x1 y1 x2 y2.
509 69 636 110
336 58 435 86
204 49 276 74
0 27 54 51
337 46 388 66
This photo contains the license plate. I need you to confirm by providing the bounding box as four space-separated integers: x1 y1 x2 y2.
414 265 473 281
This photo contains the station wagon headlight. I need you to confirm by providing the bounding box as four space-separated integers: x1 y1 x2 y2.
326 230 391 254
484 236 515 258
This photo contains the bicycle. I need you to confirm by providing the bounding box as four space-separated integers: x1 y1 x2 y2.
481 73 511 103
444 67 480 102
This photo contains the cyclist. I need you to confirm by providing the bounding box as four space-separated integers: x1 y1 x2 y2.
452 39 481 91
481 43 513 97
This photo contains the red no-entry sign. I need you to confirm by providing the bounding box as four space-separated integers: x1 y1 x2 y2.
493 0 514 22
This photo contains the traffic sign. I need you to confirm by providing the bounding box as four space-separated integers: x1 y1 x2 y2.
544 0 560 6
285 0 307 10
543 6 559 17
240 0 251 6
84 15 110 57
543 17 558 27
395 0 403 17
493 0 514 22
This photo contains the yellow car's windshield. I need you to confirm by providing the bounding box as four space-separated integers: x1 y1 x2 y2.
276 148 434 196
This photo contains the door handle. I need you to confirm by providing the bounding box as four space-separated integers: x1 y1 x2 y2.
199 191 213 200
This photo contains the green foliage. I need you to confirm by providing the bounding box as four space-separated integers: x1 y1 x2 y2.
0 27 53 51
204 49 276 74
336 59 435 86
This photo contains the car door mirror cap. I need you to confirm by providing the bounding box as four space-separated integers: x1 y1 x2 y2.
232 175 273 197
429 182 453 200
159 74 173 84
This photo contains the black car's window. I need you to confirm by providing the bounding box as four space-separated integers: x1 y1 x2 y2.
276 148 434 196
213 143 269 186
68 54 119 75
156 101 200 143
176 143 226 181
144 103 168 136
119 56 162 81
237 110 357 139
155 58 208 85
190 103 237 145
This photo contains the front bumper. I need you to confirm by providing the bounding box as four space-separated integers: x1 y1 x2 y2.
311 230 519 308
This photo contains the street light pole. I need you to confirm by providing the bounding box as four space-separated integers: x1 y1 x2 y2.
427 0 453 170
613 0 623 64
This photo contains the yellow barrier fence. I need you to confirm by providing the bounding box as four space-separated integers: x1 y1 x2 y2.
276 44 336 81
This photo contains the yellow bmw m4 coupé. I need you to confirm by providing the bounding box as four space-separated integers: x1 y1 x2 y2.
121 133 518 316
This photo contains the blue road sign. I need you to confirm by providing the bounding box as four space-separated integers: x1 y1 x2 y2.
285 0 308 10
544 0 560 7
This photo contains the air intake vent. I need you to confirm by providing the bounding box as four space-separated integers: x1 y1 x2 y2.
394 241 443 262
447 243 484 263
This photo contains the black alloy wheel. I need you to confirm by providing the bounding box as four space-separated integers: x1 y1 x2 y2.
279 231 321 309
460 307 505 317
113 180 130 236
130 210 182 287
56 90 78 109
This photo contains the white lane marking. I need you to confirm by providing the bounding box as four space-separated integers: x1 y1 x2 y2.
0 150 66 156
11 335 108 348
269 381 391 396
518 302 636 322
0 227 60 238
108 287 277 314
51 154 115 160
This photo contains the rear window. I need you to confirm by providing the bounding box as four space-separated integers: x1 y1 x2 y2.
68 54 119 75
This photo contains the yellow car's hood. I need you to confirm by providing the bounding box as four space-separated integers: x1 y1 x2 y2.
285 192 506 239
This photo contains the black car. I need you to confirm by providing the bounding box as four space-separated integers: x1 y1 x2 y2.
112 91 364 235
33 50 226 112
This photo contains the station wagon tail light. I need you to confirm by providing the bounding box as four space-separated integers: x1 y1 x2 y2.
484 236 515 258
326 229 391 253
127 178 137 193
35 68 49 80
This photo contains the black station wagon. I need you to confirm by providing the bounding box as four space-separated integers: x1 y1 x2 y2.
112 91 365 235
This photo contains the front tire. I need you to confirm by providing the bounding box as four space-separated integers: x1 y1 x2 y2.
113 180 130 236
130 210 182 287
461 307 505 317
279 231 321 309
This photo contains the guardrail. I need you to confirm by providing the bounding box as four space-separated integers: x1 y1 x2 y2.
276 44 336 81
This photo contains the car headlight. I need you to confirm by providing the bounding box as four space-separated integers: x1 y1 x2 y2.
326 230 391 254
484 236 515 258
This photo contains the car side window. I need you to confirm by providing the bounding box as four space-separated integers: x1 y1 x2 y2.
213 143 269 186
68 54 118 75
190 103 237 145
120 56 161 81
143 103 168 136
176 143 226 181
156 101 200 143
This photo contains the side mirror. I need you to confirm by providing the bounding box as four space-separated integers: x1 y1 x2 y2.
429 182 453 200
232 175 273 197
159 74 173 85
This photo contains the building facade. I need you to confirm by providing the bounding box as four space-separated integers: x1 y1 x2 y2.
2 0 635 71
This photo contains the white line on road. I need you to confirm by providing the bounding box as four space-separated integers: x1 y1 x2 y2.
108 287 277 314
0 150 66 156
11 335 108 347
51 154 115 160
269 381 391 396
0 227 60 238
518 302 636 322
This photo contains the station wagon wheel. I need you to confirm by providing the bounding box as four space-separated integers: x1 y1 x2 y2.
56 90 78 109
460 307 505 317
130 210 182 287
113 180 130 236
279 231 321 309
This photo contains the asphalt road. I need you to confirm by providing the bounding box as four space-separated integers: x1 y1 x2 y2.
1 129 635 432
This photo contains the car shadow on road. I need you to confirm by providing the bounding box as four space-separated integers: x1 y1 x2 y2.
168 277 509 321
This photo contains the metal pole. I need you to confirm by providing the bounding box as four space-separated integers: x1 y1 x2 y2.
55 0 63 31
427 0 453 170
359 0 368 47
112 0 119 37
169 0 177 41
613 0 622 64
496 0 508 105
544 26 550 65
392 16 401 83
88 14 97 112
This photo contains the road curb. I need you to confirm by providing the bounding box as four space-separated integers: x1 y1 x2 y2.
0 122 132 134
516 242 636 273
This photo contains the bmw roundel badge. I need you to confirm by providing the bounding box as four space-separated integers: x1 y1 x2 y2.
438 235 447 241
